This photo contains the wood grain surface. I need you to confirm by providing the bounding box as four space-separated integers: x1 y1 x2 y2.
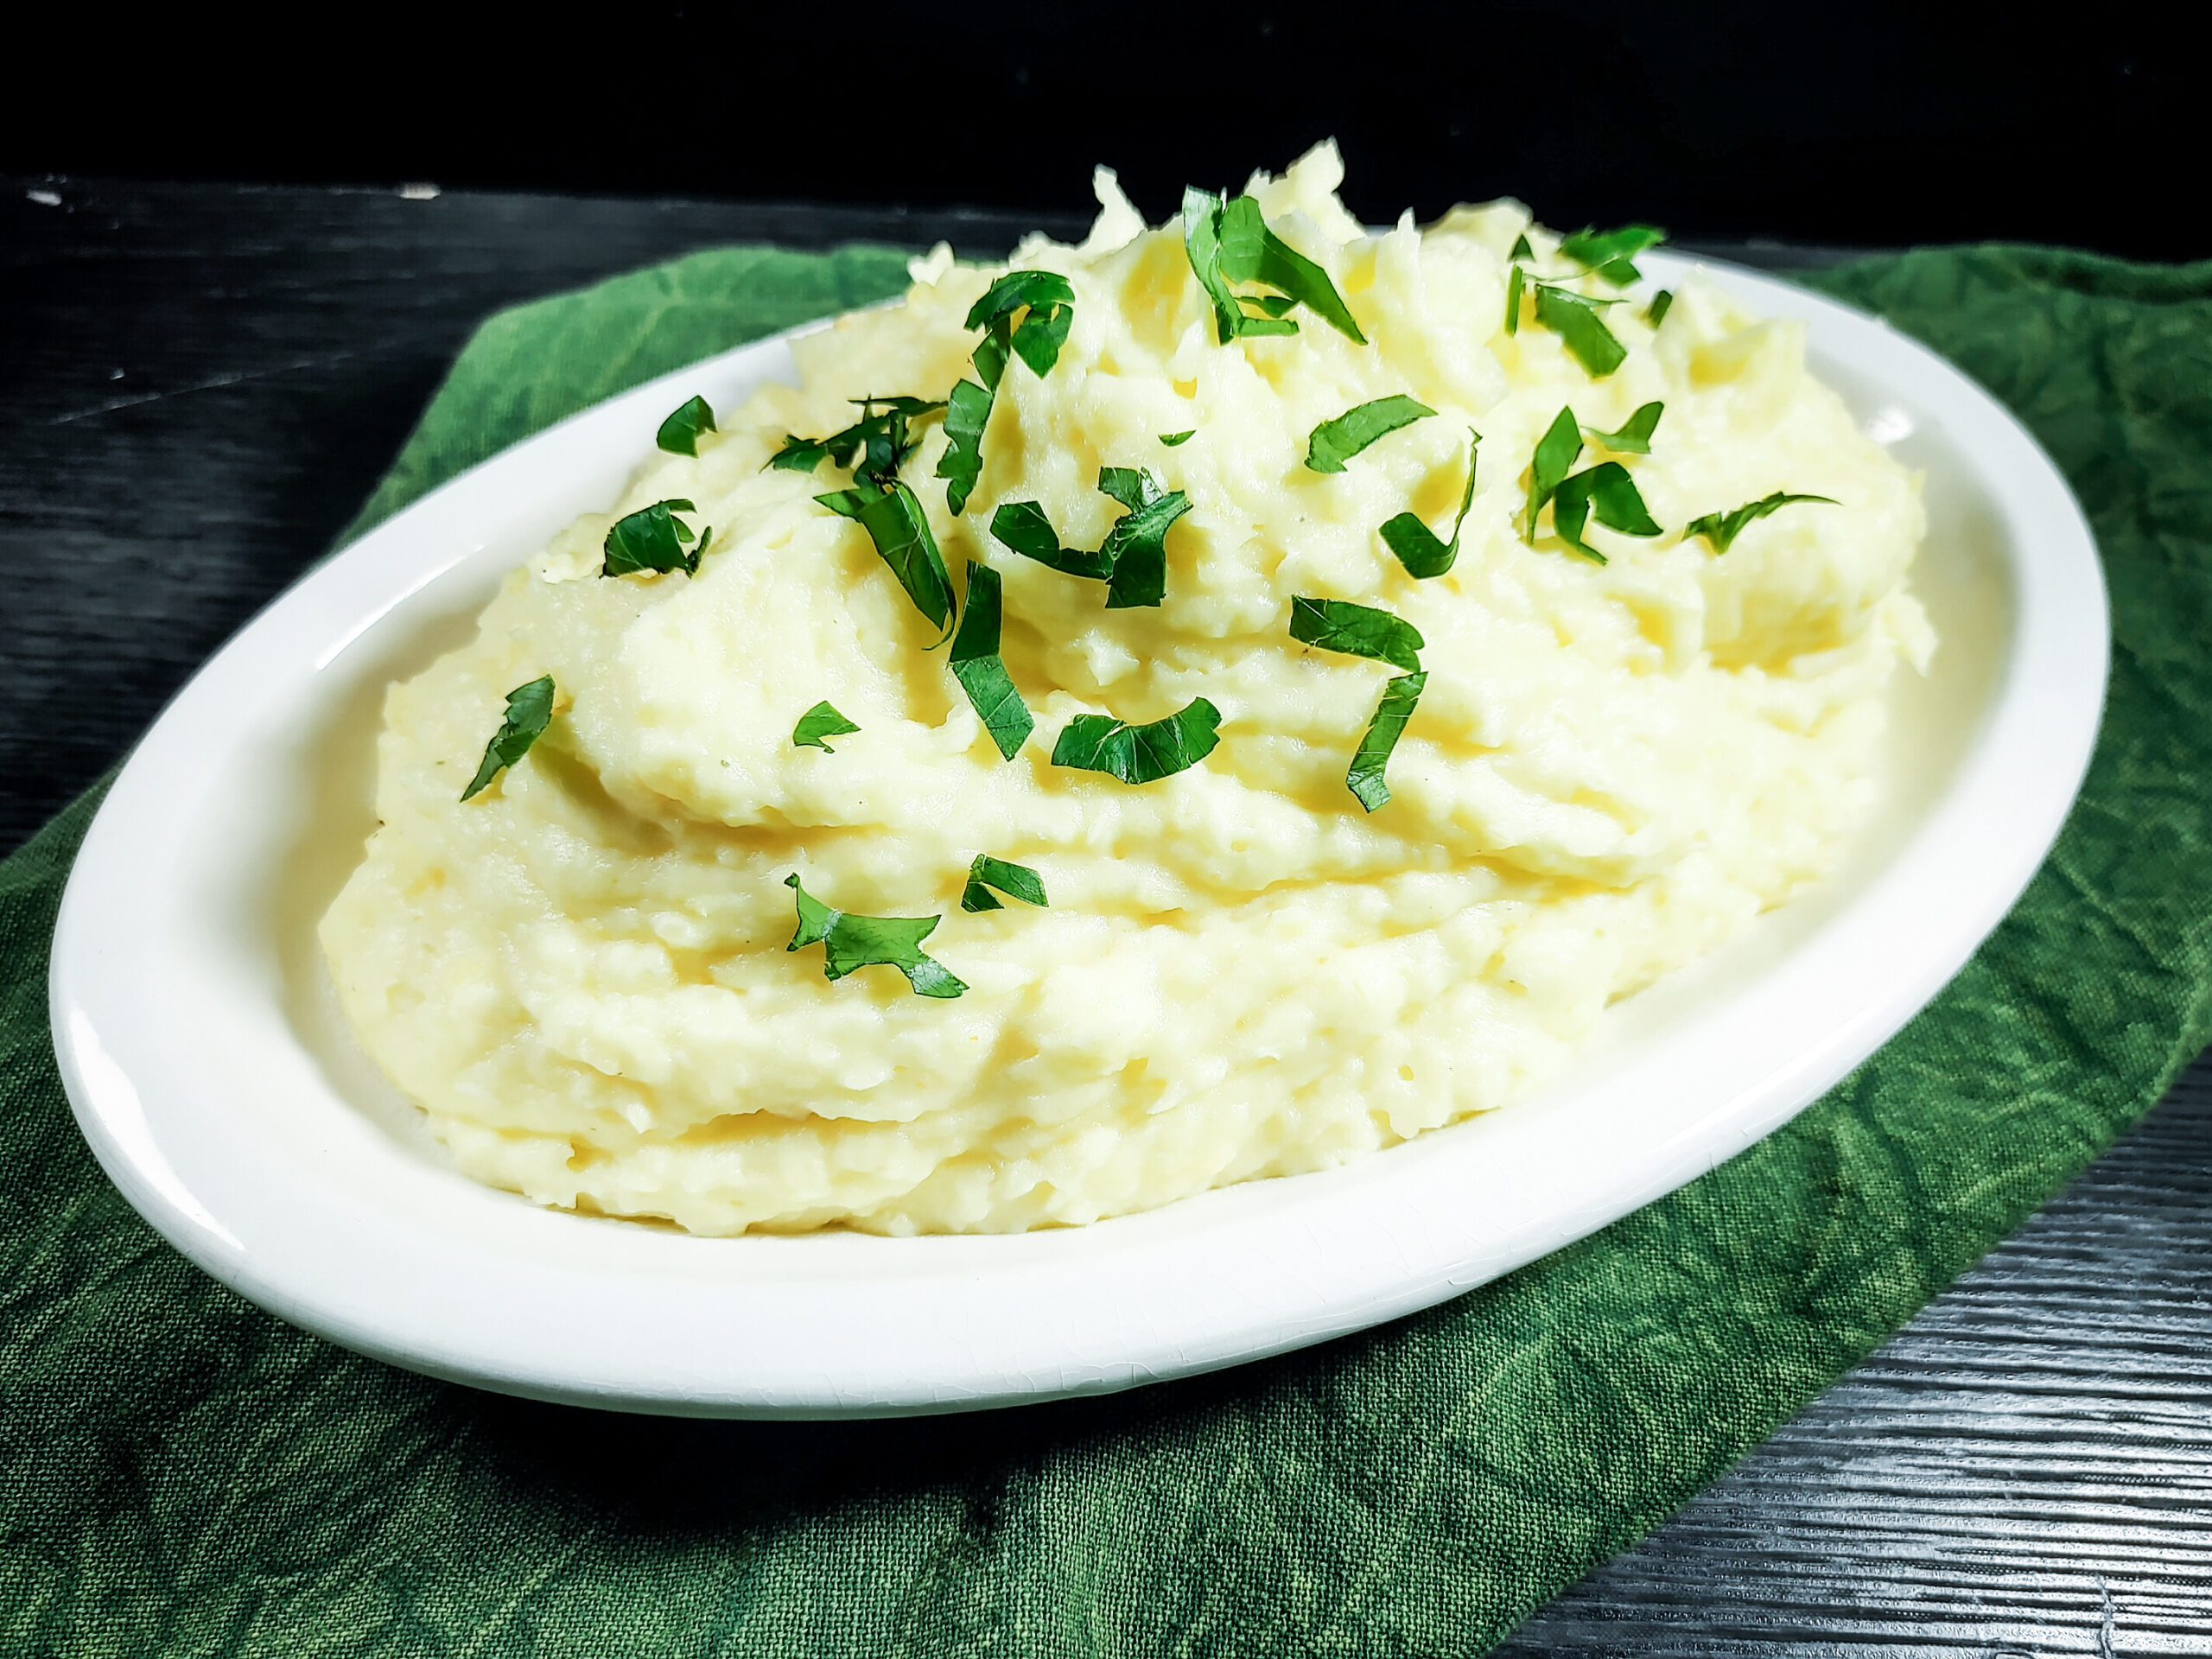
3 176 2206 1656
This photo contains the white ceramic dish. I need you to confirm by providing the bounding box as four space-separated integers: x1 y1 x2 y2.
49 253 2107 1418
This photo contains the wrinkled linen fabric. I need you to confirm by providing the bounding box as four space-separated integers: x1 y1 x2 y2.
2 242 2207 1657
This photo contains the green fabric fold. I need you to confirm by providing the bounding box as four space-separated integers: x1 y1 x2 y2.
3 241 2208 1657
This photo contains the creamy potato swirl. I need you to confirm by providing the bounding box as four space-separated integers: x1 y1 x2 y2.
321 147 1931 1235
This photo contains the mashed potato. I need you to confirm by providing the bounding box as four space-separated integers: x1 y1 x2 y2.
321 145 1932 1235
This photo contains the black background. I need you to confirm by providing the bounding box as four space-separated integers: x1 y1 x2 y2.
4 2 2196 259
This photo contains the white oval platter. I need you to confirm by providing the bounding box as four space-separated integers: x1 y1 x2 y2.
49 253 2107 1417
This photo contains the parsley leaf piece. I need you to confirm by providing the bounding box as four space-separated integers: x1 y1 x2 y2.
791 701 860 753
1510 232 1534 262
1558 224 1666 285
960 853 1048 913
1533 285 1628 378
602 499 706 577
991 472 1192 605
1346 671 1426 812
1289 596 1425 671
1304 394 1437 474
769 431 846 474
936 377 994 516
988 500 1115 580
929 276 1071 514
1646 289 1675 326
816 480 955 632
1096 467 1156 511
852 396 941 486
1504 260 1525 335
1683 492 1839 553
964 270 1077 331
1550 462 1663 564
1052 698 1224 785
1184 187 1366 344
964 270 1077 379
772 397 943 486
1586 401 1663 454
783 874 965 999
1183 188 1300 344
1097 467 1192 611
655 395 716 456
966 270 1077 373
1217 194 1367 343
1522 407 1585 545
971 322 1014 396
461 676 556 801
1160 429 1195 447
852 394 945 416
1379 429 1481 579
947 562 1033 760
1011 302 1074 378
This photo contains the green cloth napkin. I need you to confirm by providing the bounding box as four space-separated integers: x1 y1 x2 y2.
3 242 2209 1659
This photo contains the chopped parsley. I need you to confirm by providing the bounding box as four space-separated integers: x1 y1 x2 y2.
851 397 939 484
1184 188 1367 345
965 270 1077 378
948 562 1034 760
1097 467 1192 610
1290 598 1428 811
1586 401 1663 454
1522 406 1661 562
1533 286 1627 378
655 395 716 457
936 378 994 516
772 396 944 486
658 210 1718 990
934 273 1077 515
1522 407 1585 543
1380 429 1481 578
1684 492 1838 553
1052 698 1223 785
1185 188 1297 343
816 479 955 633
1346 671 1426 812
961 854 1048 913
461 676 555 801
770 432 843 475
784 874 965 999
1289 596 1425 672
1505 230 1535 334
1646 289 1675 327
972 317 1012 392
988 469 1192 607
1305 395 1435 474
791 701 860 753
601 499 709 577
988 500 1115 580
1558 224 1666 285
1550 462 1662 564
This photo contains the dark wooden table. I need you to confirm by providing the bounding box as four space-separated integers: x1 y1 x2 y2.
4 177 2207 1656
